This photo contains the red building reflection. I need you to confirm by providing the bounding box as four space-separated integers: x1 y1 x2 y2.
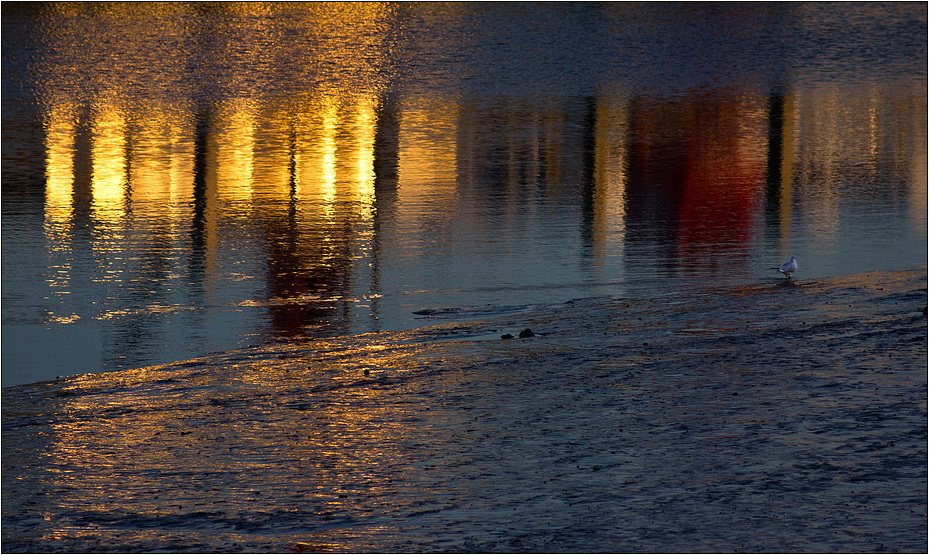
627 94 768 275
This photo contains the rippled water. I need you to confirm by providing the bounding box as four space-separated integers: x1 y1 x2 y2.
2 3 926 385
3 267 926 552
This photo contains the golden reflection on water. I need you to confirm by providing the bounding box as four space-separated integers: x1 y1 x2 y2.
7 3 926 549
37 88 386 327
349 99 378 203
128 106 194 217
35 81 927 338
44 105 77 226
214 99 257 205
89 105 129 228
317 99 340 206
293 100 377 242
396 94 460 230
788 85 927 251
19 0 925 385
590 89 629 271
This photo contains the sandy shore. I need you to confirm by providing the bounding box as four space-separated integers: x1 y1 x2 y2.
3 267 927 553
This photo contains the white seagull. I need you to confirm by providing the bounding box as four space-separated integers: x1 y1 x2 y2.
772 256 798 280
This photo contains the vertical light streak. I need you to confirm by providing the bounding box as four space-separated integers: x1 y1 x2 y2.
345 95 379 332
794 89 841 250
319 100 339 208
591 92 629 271
89 105 128 227
294 97 340 213
351 97 377 205
395 93 460 243
215 99 257 206
44 103 77 226
43 102 78 301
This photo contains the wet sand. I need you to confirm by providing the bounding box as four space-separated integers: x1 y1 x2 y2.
3 267 927 553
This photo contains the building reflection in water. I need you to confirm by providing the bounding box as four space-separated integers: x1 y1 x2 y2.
675 94 768 275
262 94 381 338
587 88 629 279
19 1 925 384
36 82 927 350
6 4 925 551
782 85 928 264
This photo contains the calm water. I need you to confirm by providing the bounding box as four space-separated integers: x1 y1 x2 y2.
2 2 926 386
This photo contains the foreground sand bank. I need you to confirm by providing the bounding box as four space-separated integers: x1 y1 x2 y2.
3 267 926 552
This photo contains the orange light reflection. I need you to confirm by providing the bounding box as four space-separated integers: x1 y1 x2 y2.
591 89 629 271
89 104 128 228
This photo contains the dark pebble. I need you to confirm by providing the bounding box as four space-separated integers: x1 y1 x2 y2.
519 328 535 338
501 334 514 340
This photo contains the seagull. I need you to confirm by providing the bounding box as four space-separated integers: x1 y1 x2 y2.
772 256 798 280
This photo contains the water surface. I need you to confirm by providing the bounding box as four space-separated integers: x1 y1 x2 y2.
2 2 926 385
3 267 926 552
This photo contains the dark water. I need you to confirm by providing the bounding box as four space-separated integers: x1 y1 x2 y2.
2 267 926 552
2 2 927 386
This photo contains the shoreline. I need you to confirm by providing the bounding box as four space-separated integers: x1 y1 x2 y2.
5 266 926 392
3 266 927 553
